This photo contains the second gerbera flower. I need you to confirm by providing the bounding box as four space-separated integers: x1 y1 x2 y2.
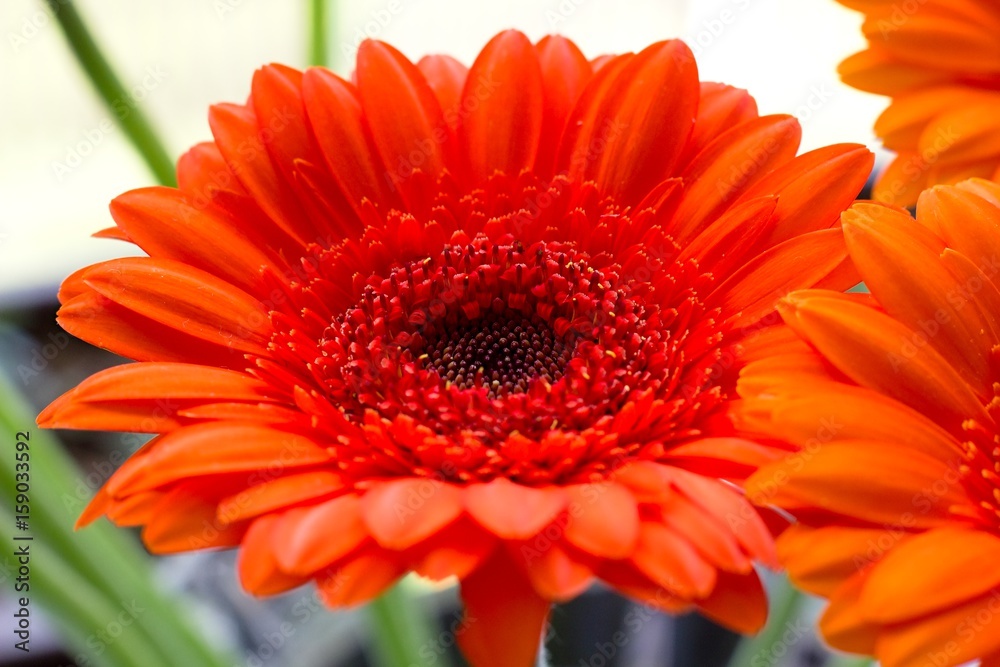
41 30 873 667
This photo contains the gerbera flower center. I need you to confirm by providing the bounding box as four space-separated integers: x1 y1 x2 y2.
262 172 728 484
421 311 571 397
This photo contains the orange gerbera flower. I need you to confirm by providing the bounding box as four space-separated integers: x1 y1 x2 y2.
742 179 1000 666
835 0 1000 207
40 30 873 666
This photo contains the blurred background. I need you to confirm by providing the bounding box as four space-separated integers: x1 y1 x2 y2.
0 1 887 665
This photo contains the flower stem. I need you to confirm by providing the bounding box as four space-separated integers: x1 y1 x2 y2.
308 0 330 67
367 579 444 667
725 574 805 667
45 0 176 186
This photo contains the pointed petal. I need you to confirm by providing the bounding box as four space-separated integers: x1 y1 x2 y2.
460 30 543 181
861 528 1000 624
356 39 449 184
209 102 312 246
142 484 247 554
670 115 801 245
843 204 992 395
78 257 271 354
302 68 399 215
560 41 699 204
106 424 331 496
708 228 854 330
776 292 990 428
819 571 879 654
533 35 592 175
218 471 345 525
747 440 971 526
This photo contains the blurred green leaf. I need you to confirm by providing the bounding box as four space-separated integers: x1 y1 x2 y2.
0 367 230 667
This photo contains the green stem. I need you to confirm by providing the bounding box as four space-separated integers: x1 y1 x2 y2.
308 0 329 67
367 579 442 667
726 574 806 667
45 0 175 186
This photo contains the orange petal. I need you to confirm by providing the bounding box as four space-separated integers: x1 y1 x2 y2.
459 550 551 667
106 423 330 496
917 184 1000 288
777 291 990 428
681 82 758 167
238 515 311 596
533 35 592 176
302 67 399 216
109 187 291 295
274 495 369 576
777 524 897 597
671 115 801 245
631 522 716 599
520 542 594 602
79 258 271 354
861 528 1000 624
843 203 992 395
217 471 345 525
876 587 1000 667
142 484 247 554
361 477 463 550
734 144 874 247
356 40 449 185
250 64 358 239
459 30 543 182
696 570 767 634
746 440 971 527
465 479 567 540
563 483 639 559
411 517 497 582
316 546 406 607
560 41 699 204
57 292 249 369
819 571 879 654
709 228 854 330
660 493 751 574
671 469 777 567
209 102 311 246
